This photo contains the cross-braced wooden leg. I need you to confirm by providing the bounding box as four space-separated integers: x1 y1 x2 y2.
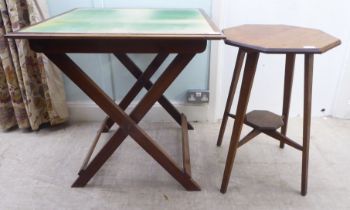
217 49 246 146
80 53 169 173
115 53 194 129
220 52 259 193
301 54 313 196
280 53 296 148
101 53 194 133
46 53 200 190
100 53 169 132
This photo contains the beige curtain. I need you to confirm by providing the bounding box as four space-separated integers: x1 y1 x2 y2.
0 0 68 131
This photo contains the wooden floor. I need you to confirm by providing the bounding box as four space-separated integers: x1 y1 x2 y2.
0 117 349 210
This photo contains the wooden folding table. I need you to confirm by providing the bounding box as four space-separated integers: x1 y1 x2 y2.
7 8 224 190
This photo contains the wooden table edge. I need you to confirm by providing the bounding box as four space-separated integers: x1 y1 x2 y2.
5 32 225 40
224 39 341 54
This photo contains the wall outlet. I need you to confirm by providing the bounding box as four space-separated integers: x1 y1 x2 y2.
186 90 209 104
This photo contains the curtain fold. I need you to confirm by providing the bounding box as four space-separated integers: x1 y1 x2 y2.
0 0 68 131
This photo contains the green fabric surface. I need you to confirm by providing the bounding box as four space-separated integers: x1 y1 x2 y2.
22 8 216 34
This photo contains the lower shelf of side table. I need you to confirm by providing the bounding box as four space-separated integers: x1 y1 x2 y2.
227 110 303 150
228 110 284 131
245 110 284 131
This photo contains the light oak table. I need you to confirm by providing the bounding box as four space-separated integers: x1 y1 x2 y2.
7 8 224 191
217 24 341 195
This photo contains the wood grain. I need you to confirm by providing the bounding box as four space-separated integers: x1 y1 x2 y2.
223 24 341 54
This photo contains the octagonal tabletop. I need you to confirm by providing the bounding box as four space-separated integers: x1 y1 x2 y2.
223 24 341 54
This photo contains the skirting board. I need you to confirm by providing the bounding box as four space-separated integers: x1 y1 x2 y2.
67 101 210 123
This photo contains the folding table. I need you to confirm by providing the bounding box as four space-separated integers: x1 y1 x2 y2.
7 8 224 190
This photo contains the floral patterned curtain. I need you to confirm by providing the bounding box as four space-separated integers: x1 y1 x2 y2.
0 0 68 131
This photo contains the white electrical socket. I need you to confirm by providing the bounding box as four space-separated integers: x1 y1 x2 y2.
186 89 209 104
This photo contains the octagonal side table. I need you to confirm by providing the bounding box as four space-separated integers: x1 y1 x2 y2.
217 25 341 195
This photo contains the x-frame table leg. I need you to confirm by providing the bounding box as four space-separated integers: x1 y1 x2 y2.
101 53 194 132
79 52 169 172
45 53 200 191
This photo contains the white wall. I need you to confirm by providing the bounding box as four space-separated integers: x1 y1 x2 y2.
213 0 350 119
